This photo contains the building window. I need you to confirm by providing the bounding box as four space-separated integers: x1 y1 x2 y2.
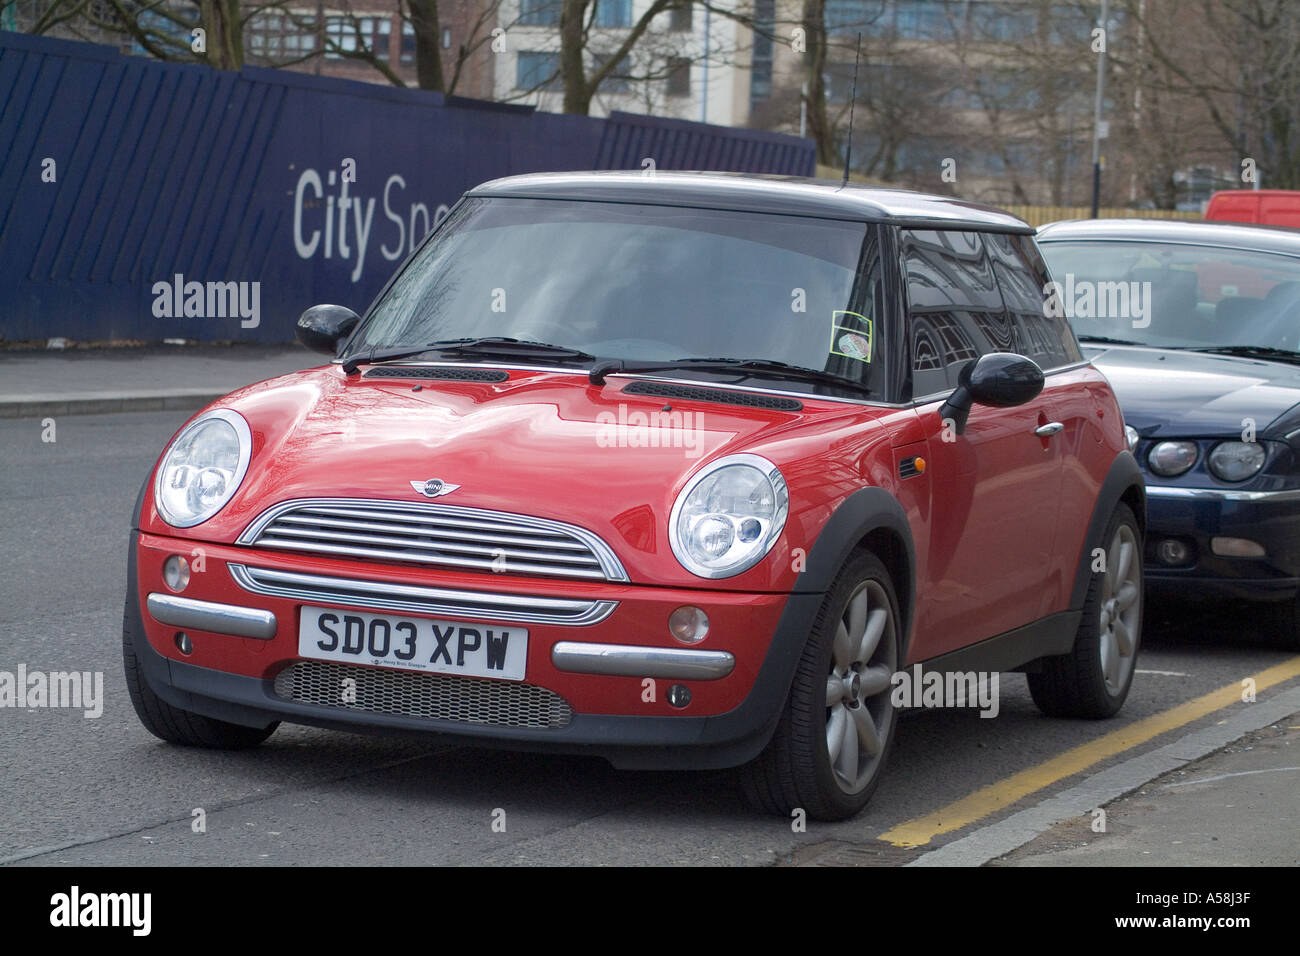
750 0 773 103
519 0 562 27
517 50 561 90
670 2 693 32
327 16 389 60
246 13 317 61
401 21 416 64
360 17 392 61
442 27 452 49
594 52 630 92
596 0 632 28
666 56 690 97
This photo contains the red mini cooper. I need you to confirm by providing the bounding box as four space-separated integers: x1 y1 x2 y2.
125 172 1146 819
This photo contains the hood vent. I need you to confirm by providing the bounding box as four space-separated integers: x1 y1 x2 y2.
365 366 509 382
622 380 803 411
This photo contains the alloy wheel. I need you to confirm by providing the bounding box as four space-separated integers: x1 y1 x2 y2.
1099 523 1142 695
824 580 898 794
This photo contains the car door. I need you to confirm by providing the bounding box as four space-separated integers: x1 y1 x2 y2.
985 231 1098 619
900 228 1066 661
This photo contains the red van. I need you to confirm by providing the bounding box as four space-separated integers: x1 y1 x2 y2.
1205 189 1300 228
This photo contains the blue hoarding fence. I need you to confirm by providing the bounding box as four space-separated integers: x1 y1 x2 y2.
0 31 815 343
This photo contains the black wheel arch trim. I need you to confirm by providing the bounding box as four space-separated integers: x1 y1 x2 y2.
790 486 917 657
1070 450 1146 611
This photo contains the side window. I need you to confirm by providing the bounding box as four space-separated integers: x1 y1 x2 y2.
823 228 888 394
984 232 1084 369
900 228 1003 398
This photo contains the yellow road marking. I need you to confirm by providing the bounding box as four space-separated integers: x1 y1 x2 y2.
880 656 1300 847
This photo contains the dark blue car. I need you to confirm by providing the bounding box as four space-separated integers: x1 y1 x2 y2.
1038 219 1300 647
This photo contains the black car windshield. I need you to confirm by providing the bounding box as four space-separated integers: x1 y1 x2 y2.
1039 239 1300 353
345 197 884 394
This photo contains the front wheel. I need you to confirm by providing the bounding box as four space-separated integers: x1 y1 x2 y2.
1028 503 1143 718
740 551 901 821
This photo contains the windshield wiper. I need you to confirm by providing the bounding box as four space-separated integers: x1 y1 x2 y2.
1077 335 1144 346
1181 345 1300 364
342 338 593 375
588 357 873 395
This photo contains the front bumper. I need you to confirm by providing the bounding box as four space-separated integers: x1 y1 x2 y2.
1142 486 1300 602
126 531 822 770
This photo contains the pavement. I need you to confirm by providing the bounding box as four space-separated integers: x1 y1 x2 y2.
994 717 1300 866
0 344 322 418
1 344 1297 867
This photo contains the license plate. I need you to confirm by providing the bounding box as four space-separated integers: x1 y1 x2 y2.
298 607 528 681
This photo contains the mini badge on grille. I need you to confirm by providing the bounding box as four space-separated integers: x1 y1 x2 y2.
410 478 460 498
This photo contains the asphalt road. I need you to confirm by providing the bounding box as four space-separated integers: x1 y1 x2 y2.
2 410 1297 866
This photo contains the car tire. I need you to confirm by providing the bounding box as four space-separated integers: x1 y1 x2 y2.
739 551 901 821
1028 503 1143 719
123 594 278 749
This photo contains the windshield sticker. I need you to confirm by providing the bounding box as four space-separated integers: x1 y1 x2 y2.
830 311 873 363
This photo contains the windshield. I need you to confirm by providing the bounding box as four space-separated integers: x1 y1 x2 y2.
345 197 885 395
1038 239 1300 353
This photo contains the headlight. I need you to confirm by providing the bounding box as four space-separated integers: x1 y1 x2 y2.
1148 440 1198 477
1124 425 1139 452
669 454 789 578
154 409 252 527
1208 441 1266 482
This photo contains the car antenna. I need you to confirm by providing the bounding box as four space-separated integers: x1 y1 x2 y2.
841 32 862 190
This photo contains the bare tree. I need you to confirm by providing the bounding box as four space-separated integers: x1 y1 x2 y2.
555 0 684 114
1118 0 1300 190
6 0 505 93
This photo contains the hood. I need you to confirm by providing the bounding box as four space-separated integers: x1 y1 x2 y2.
143 365 883 588
1086 344 1300 437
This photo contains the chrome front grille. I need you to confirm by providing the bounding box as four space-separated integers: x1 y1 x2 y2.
238 498 628 582
228 564 616 626
273 660 573 728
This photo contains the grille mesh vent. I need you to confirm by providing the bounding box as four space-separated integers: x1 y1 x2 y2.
622 380 803 410
273 660 573 728
364 367 509 382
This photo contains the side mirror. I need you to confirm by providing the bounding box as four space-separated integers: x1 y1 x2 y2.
296 304 360 356
938 352 1044 436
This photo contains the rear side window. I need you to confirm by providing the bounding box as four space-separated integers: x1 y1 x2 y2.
901 229 1004 398
984 232 1084 369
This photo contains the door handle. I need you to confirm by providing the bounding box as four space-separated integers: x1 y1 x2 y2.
1035 422 1065 437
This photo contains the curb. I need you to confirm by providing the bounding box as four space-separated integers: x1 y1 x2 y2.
907 684 1300 867
0 390 225 419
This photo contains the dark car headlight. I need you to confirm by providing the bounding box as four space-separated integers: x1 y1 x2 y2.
1208 441 1266 482
1148 440 1198 477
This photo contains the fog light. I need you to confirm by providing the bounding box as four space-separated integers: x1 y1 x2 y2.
668 606 709 644
163 555 190 592
667 684 692 708
175 632 193 655
1156 539 1189 565
1211 536 1265 558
